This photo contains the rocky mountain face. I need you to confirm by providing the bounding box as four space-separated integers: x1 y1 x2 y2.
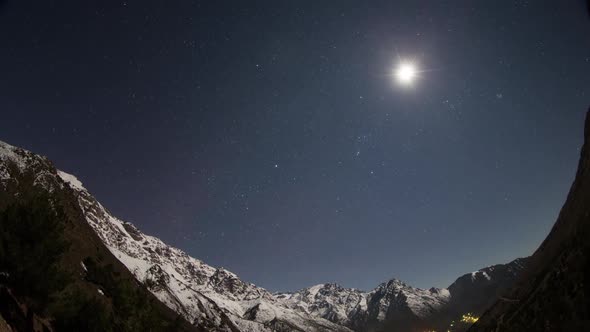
279 259 529 332
468 111 590 331
0 142 198 331
446 259 528 318
277 279 450 331
0 139 529 331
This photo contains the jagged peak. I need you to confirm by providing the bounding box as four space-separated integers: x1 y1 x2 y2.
0 140 37 174
0 140 20 156
378 277 411 290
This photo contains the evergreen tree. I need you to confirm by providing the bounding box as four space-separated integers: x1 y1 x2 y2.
0 196 70 311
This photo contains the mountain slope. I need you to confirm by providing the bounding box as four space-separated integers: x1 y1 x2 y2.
55 161 351 332
468 110 590 331
0 140 346 332
0 141 198 331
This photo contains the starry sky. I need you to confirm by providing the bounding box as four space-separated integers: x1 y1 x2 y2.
1 0 590 292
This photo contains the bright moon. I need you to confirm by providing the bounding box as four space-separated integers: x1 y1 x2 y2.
395 62 417 86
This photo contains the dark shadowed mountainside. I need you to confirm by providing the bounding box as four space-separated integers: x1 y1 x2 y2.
469 109 590 331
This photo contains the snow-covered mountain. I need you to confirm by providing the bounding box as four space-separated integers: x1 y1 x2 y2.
276 279 451 330
0 139 529 332
276 283 367 327
275 258 528 332
55 170 350 332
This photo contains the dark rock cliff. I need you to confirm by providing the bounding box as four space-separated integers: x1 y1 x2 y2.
469 110 590 331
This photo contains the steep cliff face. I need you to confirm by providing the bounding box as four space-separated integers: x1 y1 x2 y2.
469 110 590 332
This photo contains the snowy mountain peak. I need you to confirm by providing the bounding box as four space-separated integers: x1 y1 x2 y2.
369 278 451 320
0 141 28 172
52 161 349 331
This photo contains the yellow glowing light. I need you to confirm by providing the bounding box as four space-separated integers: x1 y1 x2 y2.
460 313 479 324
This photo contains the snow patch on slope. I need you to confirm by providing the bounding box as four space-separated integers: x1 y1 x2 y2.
57 170 85 191
471 270 492 281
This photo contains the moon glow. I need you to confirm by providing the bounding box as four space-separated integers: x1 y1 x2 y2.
395 62 418 86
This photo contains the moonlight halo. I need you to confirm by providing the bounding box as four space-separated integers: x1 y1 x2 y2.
394 61 418 86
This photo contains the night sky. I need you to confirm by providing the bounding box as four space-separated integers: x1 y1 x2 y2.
1 1 590 292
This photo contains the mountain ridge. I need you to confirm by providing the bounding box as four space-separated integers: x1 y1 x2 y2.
0 141 199 331
0 139 529 331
